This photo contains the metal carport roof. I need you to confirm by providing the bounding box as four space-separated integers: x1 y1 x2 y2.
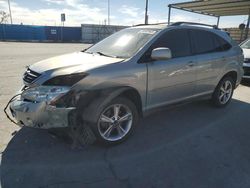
169 0 250 17
168 0 250 39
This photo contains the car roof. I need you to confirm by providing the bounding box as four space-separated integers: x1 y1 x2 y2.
133 23 219 32
132 24 167 30
132 24 232 44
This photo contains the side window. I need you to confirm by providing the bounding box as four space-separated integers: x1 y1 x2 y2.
215 35 232 51
190 29 232 55
212 35 224 52
151 29 191 58
190 30 215 54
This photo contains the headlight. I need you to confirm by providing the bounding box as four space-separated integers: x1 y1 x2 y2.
43 73 88 86
21 86 70 103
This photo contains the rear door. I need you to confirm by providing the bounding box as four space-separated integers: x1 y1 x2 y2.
189 29 232 94
145 29 196 109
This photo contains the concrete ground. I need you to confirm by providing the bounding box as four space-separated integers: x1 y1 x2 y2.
1 42 250 188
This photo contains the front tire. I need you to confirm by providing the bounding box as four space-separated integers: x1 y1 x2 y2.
211 76 235 107
91 97 139 145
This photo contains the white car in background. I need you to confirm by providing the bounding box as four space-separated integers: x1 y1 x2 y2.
240 38 250 79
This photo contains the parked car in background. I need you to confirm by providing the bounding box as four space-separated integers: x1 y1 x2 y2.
240 38 250 79
6 22 244 145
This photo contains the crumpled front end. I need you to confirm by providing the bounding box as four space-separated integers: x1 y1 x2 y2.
7 86 75 129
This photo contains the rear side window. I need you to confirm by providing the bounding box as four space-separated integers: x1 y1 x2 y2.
151 29 191 58
190 29 231 55
216 35 232 51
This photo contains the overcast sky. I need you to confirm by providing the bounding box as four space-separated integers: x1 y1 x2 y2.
0 0 248 28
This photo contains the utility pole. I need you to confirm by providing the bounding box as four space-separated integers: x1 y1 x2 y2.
61 13 65 42
108 0 110 25
145 0 148 24
7 0 13 24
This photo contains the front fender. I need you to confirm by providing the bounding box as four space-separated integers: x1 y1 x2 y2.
77 87 136 123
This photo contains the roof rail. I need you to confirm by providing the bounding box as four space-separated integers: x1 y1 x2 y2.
171 22 218 29
134 22 168 27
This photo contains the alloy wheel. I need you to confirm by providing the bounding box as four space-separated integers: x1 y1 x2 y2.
219 80 233 104
97 104 133 142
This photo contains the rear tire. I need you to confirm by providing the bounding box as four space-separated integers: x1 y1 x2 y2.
211 76 235 107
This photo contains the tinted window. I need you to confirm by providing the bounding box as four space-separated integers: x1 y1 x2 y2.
151 29 191 58
214 35 232 51
213 35 224 52
190 29 231 55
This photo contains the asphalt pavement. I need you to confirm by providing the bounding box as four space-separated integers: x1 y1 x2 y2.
1 42 250 188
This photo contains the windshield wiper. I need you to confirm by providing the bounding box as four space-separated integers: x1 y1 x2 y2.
94 52 118 58
83 51 124 58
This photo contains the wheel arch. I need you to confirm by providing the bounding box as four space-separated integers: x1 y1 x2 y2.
80 86 143 124
117 88 143 117
220 71 237 88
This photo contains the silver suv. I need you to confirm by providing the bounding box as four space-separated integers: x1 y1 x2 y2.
6 22 244 144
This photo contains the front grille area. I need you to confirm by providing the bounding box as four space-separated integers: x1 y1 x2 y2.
23 68 41 84
243 67 250 76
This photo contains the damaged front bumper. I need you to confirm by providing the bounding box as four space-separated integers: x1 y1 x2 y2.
8 95 75 129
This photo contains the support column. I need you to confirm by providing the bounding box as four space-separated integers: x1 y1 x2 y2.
244 9 250 40
217 16 220 27
168 5 171 25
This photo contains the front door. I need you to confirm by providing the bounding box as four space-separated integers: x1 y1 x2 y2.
145 29 196 109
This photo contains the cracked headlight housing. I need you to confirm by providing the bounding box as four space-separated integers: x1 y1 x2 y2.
21 86 70 103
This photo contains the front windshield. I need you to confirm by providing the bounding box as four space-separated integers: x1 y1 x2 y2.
241 39 250 49
85 28 159 59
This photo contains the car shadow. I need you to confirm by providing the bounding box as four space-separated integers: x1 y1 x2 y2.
1 98 250 188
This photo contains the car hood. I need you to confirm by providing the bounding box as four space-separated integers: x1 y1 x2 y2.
242 48 250 59
29 52 124 74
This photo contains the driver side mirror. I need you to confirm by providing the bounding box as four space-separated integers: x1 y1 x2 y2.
151 47 172 61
